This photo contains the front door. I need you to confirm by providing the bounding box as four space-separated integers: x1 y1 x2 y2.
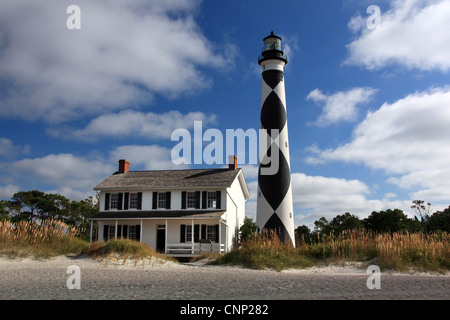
156 226 166 253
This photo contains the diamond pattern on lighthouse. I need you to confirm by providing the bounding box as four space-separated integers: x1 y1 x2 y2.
258 145 291 211
257 67 293 244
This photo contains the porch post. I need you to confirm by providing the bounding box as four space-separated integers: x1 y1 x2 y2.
191 219 194 254
219 219 222 254
140 219 143 243
89 220 93 243
165 219 168 254
115 220 118 240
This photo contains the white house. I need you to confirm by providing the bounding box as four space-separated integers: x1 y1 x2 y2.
88 157 250 257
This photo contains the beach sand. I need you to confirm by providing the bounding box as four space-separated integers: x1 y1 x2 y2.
0 255 448 300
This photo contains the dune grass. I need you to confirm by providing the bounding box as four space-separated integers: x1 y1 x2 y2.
0 219 89 259
213 230 450 273
85 239 176 264
0 220 175 264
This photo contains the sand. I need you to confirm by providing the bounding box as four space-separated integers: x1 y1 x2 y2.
0 255 449 300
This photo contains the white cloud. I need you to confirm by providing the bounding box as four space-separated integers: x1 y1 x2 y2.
345 0 450 72
8 154 114 200
49 110 217 141
0 138 30 160
306 87 377 126
0 184 20 199
306 87 450 204
0 0 234 123
110 145 185 171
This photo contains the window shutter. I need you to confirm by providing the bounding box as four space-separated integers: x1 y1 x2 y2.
181 191 187 209
152 192 157 209
135 225 141 242
137 192 142 210
117 225 122 238
123 225 128 239
166 192 171 209
124 193 129 210
215 224 219 243
216 191 221 209
201 224 206 240
103 225 109 241
202 191 207 209
194 224 199 243
180 225 185 243
195 191 200 209
104 193 110 211
117 193 123 210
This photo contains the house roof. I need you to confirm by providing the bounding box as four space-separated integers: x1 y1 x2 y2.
89 210 226 220
94 168 250 199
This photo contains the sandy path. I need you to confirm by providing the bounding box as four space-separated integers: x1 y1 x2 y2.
0 256 449 300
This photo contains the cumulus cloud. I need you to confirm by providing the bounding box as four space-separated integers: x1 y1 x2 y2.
0 0 234 123
0 138 30 160
0 184 20 199
110 144 185 171
49 110 217 141
306 87 377 126
345 0 450 72
8 154 114 200
306 87 450 203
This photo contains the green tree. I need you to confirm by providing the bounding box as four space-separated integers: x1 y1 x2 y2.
0 200 9 220
314 217 332 235
426 206 450 233
329 212 364 235
239 217 258 243
67 194 99 237
8 190 46 222
411 200 431 229
295 225 312 244
364 209 421 233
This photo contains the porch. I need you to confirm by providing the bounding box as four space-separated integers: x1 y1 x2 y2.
88 210 230 257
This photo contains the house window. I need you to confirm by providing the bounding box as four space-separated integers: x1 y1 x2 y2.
128 225 137 240
110 194 119 209
187 192 196 208
158 192 167 209
207 192 216 208
129 193 138 209
185 225 192 242
109 225 116 240
207 225 216 242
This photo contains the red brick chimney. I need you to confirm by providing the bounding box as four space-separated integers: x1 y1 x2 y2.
118 159 130 173
228 155 237 170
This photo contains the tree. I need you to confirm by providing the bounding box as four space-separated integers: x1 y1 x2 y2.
0 200 9 220
239 217 258 243
66 194 99 236
314 217 332 235
364 209 421 233
295 225 312 244
411 200 431 228
426 206 450 233
329 212 364 235
8 190 46 222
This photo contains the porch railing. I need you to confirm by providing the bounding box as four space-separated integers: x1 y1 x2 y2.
166 242 225 255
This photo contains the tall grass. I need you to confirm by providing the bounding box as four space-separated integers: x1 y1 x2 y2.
0 219 89 258
0 219 176 264
215 229 450 273
85 239 176 264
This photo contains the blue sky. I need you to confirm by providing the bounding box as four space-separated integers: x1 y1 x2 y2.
1 0 450 227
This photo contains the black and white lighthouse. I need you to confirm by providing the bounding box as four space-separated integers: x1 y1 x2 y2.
256 32 295 247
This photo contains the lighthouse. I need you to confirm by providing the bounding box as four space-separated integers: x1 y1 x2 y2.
256 31 295 247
